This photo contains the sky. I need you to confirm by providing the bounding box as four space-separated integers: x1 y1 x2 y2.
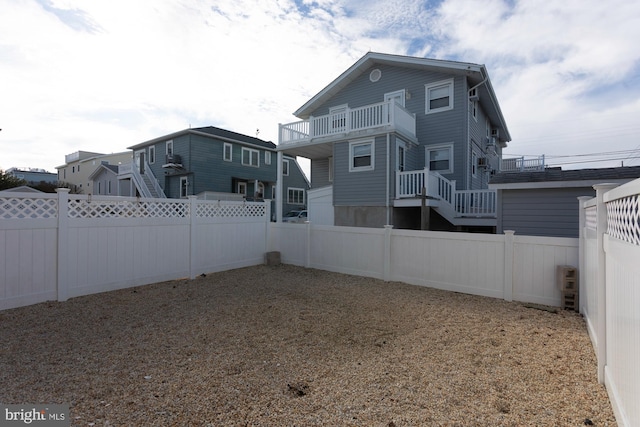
1 0 640 177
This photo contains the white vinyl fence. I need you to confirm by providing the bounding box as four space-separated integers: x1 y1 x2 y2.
579 180 640 427
0 189 269 310
270 223 578 307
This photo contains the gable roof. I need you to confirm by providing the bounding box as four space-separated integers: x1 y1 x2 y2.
88 163 119 180
128 126 276 151
293 52 511 142
489 166 640 189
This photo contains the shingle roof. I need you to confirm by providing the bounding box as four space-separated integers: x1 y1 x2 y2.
489 166 640 185
191 126 276 149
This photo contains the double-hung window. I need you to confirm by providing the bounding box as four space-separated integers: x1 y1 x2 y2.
426 144 453 174
242 147 259 167
224 143 232 162
149 146 156 164
425 79 454 114
282 159 289 176
349 140 374 172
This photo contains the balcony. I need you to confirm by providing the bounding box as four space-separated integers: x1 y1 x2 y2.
395 169 497 226
500 155 545 172
279 101 416 158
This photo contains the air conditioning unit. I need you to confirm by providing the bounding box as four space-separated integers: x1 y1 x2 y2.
478 157 489 168
491 128 499 139
469 88 480 101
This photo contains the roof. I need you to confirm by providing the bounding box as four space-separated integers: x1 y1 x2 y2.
88 163 120 180
0 185 44 193
128 126 276 151
489 166 640 189
293 52 511 142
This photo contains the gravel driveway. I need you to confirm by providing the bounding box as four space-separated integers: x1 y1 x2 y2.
0 264 615 426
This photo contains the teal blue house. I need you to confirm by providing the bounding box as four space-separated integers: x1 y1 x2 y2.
122 126 309 216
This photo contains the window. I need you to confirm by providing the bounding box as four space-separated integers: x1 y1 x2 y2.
242 147 259 167
282 159 289 176
237 181 247 195
470 100 478 121
472 151 478 178
288 187 305 205
397 143 406 172
425 79 454 114
77 164 80 172
265 151 271 165
72 166 75 173
166 140 173 156
486 118 491 138
349 140 374 172
426 144 453 174
108 180 112 194
224 143 232 162
180 176 188 198
149 146 156 164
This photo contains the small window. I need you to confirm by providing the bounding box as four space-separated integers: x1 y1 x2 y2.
108 180 112 194
180 176 189 198
72 166 75 173
472 151 478 177
265 151 271 165
426 144 453 174
470 100 478 121
242 147 259 167
237 181 247 195
166 140 174 156
425 79 454 114
149 146 156 164
287 187 305 205
349 140 374 172
224 143 232 162
282 159 289 176
77 164 80 172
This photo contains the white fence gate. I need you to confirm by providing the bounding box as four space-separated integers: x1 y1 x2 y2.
579 180 640 427
0 190 269 310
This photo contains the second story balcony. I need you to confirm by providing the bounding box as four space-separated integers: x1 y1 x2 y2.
279 101 417 158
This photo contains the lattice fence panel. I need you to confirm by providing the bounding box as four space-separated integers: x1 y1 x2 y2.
67 199 189 219
0 196 58 219
607 195 640 246
196 202 266 218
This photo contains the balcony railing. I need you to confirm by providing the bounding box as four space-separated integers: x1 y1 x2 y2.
279 101 416 145
396 169 496 217
500 155 545 172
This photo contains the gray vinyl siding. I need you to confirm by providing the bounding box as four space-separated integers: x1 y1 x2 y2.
497 187 596 238
308 64 478 204
333 136 388 206
311 157 332 188
282 156 310 213
143 134 276 198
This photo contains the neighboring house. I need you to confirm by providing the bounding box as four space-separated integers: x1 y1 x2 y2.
0 185 44 193
489 166 640 238
276 52 517 231
88 163 120 196
6 167 57 185
122 126 309 215
56 151 132 194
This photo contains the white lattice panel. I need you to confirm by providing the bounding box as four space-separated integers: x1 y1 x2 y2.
607 195 640 245
0 196 58 219
585 206 597 230
67 199 189 218
196 202 266 218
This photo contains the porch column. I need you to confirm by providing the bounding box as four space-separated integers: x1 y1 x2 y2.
276 151 283 222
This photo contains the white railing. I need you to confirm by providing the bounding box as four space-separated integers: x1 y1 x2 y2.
500 155 545 172
119 161 166 198
279 101 416 145
396 169 496 217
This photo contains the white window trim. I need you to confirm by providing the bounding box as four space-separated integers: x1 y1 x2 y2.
349 139 375 172
470 100 478 122
425 78 454 114
149 146 156 164
166 140 174 156
384 89 406 107
265 151 271 165
241 147 259 167
287 187 305 205
282 159 290 176
396 140 406 172
224 143 232 162
426 143 454 174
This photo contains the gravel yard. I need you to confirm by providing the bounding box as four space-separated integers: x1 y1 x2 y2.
0 264 615 426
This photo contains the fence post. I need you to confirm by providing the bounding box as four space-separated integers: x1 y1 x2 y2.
56 188 70 302
593 183 617 383
305 221 311 268
188 196 198 280
264 200 272 252
577 196 592 315
503 230 515 302
383 225 393 281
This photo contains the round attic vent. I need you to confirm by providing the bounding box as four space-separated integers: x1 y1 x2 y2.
369 69 382 82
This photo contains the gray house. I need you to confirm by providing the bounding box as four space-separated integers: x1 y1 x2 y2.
120 126 309 216
489 166 640 238
276 52 514 231
88 163 119 196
